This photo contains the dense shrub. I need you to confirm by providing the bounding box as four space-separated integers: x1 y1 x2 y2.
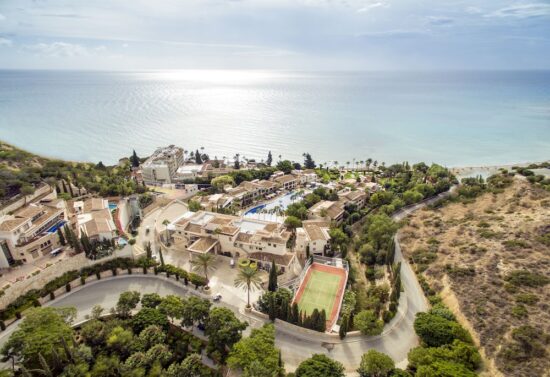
414 312 472 347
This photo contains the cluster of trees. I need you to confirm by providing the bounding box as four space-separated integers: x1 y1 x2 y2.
0 291 251 376
0 142 146 203
59 224 117 259
285 187 338 221
409 302 481 376
257 288 327 332
357 213 399 271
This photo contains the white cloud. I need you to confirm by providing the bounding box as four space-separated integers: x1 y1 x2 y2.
356 1 388 13
23 42 106 57
486 3 550 18
465 6 482 15
0 37 12 46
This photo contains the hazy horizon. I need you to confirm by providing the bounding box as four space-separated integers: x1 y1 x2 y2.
1 0 549 71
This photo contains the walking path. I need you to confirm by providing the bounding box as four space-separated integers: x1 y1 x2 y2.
0 189 454 375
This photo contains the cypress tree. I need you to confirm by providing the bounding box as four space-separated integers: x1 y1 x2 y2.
298 310 304 326
63 225 73 248
268 260 278 292
266 151 273 166
268 293 277 321
339 313 348 339
158 248 165 267
319 309 327 332
195 149 202 164
131 150 140 168
57 227 66 246
291 302 299 324
67 179 74 197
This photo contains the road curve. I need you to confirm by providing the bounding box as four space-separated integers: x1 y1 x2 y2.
0 190 452 374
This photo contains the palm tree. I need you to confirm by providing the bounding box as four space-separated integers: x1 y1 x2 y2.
162 219 170 245
234 265 262 308
191 253 217 283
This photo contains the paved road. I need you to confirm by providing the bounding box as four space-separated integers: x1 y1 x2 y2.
0 189 453 374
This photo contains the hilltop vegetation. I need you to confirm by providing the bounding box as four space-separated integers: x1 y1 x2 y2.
400 177 550 377
0 141 144 202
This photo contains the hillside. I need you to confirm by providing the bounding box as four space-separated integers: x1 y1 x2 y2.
399 178 550 377
0 141 143 203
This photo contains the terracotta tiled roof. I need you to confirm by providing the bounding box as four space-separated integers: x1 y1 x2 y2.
189 237 219 253
0 217 28 231
248 252 295 267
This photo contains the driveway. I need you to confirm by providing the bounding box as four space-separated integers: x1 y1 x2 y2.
0 190 452 374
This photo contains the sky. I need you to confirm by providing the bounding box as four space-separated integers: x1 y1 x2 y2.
0 0 549 70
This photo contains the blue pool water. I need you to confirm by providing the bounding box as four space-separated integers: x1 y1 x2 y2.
109 203 117 210
47 220 66 233
244 191 303 223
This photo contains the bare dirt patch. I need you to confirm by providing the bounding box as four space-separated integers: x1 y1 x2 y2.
399 179 550 377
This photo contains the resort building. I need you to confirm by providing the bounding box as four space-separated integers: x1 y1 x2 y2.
291 169 318 185
74 198 117 242
141 145 184 185
295 219 332 260
171 210 300 274
0 199 67 268
274 174 298 190
308 200 345 224
338 188 368 209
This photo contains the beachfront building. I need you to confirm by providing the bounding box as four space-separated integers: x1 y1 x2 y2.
0 199 67 268
141 145 184 185
295 219 331 260
74 198 117 242
172 210 299 274
308 200 345 224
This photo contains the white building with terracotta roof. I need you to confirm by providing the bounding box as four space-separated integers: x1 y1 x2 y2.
308 200 345 224
0 199 67 268
295 220 332 260
75 198 117 242
172 210 298 273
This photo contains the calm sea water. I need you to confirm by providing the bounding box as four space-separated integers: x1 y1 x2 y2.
0 70 549 166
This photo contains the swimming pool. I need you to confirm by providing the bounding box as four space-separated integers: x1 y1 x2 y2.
108 202 117 210
47 220 66 233
244 191 303 223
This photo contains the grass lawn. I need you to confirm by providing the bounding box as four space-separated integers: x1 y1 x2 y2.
296 269 342 316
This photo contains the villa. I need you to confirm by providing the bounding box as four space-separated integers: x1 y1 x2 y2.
295 219 332 260
171 210 313 275
0 198 67 268
73 198 117 242
308 200 345 224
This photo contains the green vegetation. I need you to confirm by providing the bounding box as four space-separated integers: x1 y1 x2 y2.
357 349 397 377
294 354 345 377
0 141 145 202
0 292 255 376
504 269 549 288
227 324 283 376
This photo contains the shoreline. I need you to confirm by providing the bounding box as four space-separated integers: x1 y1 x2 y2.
2 139 548 176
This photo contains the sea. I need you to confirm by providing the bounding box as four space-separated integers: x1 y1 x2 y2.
0 70 549 167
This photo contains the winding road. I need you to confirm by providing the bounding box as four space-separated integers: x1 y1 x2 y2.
0 189 453 375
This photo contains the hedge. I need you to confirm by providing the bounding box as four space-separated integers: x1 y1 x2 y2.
0 258 137 321
0 258 206 322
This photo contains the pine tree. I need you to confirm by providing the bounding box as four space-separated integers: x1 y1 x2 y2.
57 227 66 246
268 260 278 292
303 153 316 169
266 151 273 166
